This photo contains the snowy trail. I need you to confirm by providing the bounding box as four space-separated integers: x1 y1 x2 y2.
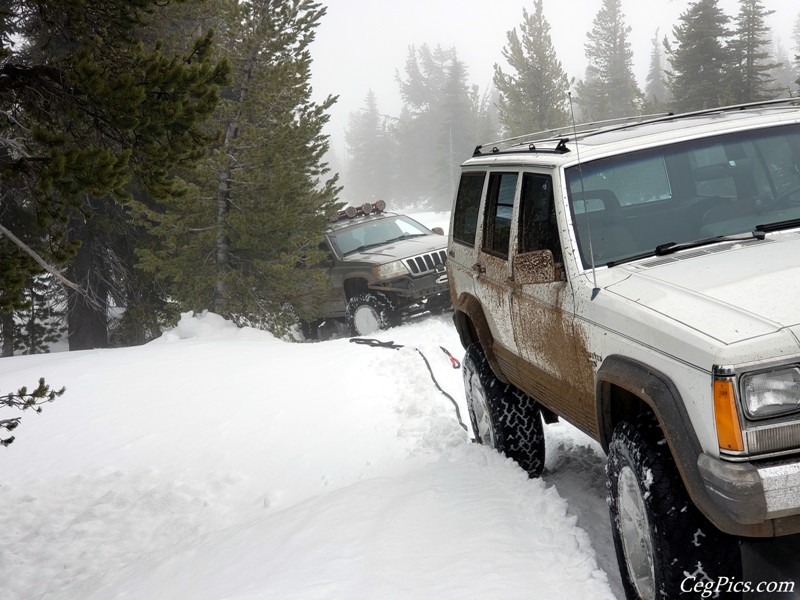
0 312 620 599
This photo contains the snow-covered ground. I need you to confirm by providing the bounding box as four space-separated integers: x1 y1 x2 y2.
0 210 628 599
8 209 798 599
0 318 624 599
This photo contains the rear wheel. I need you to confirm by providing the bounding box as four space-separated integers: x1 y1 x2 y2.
462 343 545 478
345 292 397 336
607 415 742 600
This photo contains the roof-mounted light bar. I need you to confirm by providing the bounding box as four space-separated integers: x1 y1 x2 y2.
332 199 386 222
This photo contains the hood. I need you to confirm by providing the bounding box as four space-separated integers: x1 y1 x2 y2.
343 234 446 264
604 234 800 344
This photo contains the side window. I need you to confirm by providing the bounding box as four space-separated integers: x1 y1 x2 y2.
452 172 485 246
483 172 519 258
519 173 562 263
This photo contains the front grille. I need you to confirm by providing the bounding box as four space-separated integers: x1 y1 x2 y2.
405 250 447 276
745 421 800 456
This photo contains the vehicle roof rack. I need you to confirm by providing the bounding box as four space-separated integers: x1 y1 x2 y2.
473 112 673 156
472 97 800 157
578 97 800 143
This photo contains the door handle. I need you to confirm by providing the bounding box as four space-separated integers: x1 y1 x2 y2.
471 263 485 274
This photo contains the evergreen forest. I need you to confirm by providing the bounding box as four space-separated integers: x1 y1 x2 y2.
347 0 800 210
1 0 800 358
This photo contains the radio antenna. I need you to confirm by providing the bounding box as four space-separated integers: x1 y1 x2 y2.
568 92 600 300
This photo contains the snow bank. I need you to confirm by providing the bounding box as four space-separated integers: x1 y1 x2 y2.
153 310 278 343
0 313 616 599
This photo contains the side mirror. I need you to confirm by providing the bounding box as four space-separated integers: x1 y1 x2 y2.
431 227 445 235
512 250 557 285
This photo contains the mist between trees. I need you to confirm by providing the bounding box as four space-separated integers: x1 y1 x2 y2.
0 0 799 361
341 0 800 213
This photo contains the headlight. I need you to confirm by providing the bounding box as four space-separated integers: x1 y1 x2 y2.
373 260 409 280
741 367 800 419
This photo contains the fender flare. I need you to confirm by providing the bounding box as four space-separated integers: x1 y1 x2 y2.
453 293 508 384
595 355 754 535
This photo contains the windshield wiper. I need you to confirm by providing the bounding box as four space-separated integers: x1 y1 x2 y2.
654 230 765 256
343 233 429 256
342 241 389 256
383 233 428 244
755 218 800 233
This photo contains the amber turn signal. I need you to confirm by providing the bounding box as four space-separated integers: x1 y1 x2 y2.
714 378 744 452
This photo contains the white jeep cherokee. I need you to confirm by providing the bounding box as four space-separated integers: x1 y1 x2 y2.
447 99 800 599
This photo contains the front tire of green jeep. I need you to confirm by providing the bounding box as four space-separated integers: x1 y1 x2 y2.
607 416 742 600
346 292 397 336
462 343 545 478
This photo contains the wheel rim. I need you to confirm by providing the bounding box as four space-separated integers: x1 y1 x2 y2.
353 304 381 335
469 371 496 447
618 465 655 600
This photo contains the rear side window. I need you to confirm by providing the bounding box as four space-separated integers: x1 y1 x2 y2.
483 172 519 258
452 172 485 246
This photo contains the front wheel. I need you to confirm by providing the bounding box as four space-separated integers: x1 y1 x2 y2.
462 343 545 478
345 292 397 336
607 416 742 600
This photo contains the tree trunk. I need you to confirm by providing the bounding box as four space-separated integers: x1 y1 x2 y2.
67 219 109 350
1 312 14 357
212 35 260 315
213 159 233 315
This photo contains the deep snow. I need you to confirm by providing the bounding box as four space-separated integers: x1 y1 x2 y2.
0 210 631 599
0 309 623 599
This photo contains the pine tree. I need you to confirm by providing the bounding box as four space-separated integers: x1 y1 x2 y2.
433 55 475 207
394 45 480 209
13 276 65 355
1 0 229 350
728 0 779 103
140 0 341 334
794 12 800 64
574 0 642 121
493 0 571 136
345 90 395 204
665 0 733 112
644 31 672 112
470 86 502 146
793 11 800 82
771 39 797 97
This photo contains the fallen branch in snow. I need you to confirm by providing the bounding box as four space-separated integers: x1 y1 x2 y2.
1 378 66 447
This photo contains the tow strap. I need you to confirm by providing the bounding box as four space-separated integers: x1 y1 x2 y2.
349 338 469 433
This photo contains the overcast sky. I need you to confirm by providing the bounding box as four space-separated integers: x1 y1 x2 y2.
310 0 799 155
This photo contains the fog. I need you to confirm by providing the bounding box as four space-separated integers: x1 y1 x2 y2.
310 0 799 160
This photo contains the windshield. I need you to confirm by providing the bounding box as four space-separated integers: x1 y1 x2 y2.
566 122 800 268
329 215 432 256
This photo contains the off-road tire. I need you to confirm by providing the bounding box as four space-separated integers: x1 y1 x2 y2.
462 343 545 478
607 415 742 600
345 292 398 336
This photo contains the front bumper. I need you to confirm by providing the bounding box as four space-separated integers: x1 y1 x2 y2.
698 453 800 526
369 269 450 302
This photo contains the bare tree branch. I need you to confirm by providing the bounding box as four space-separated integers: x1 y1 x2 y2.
0 222 104 311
